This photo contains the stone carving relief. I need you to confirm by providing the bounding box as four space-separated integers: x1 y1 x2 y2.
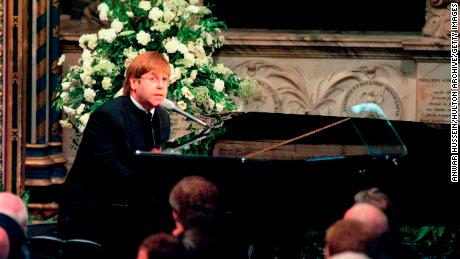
422 0 455 39
232 61 311 114
310 64 408 120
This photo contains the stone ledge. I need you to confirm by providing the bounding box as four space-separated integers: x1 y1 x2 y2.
217 29 450 60
61 28 450 61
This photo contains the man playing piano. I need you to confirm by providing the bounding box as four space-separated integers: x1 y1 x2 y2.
58 51 171 257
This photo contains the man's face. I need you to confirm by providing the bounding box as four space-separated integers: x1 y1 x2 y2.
130 69 170 110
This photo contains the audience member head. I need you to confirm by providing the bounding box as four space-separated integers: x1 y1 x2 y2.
0 192 28 259
137 233 185 259
324 219 375 258
330 251 371 259
0 192 28 231
354 187 396 226
169 176 220 235
343 203 389 237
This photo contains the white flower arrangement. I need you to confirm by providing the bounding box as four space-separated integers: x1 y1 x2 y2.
55 0 257 137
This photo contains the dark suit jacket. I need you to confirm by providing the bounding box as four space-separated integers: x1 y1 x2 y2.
59 96 171 241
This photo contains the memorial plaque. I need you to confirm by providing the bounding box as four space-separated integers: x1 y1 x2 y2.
417 78 451 123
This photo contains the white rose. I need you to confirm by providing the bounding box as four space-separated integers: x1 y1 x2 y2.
215 103 224 112
59 120 73 129
180 52 195 68
207 99 215 109
169 66 183 83
138 1 152 11
87 34 98 49
102 77 112 90
177 101 187 110
190 70 197 80
177 43 189 55
58 54 66 66
111 19 124 33
60 92 69 102
148 7 163 21
81 63 93 75
81 49 92 63
195 56 209 66
212 63 233 75
151 21 171 32
61 81 71 91
79 34 88 49
97 3 109 21
181 87 194 100
63 106 75 116
98 28 117 43
164 37 180 53
188 42 206 58
97 3 109 13
93 59 114 74
163 9 175 22
127 11 134 17
186 5 199 14
136 30 152 46
213 78 225 92
84 88 96 103
190 0 199 5
204 33 213 46
80 73 94 86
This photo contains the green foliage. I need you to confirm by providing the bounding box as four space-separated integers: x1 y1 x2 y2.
401 225 460 257
55 0 257 139
168 119 227 155
300 230 325 259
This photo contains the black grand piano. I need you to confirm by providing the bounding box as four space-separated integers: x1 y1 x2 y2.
122 112 455 257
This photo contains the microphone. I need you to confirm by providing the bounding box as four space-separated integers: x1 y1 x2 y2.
161 99 209 127
351 102 408 156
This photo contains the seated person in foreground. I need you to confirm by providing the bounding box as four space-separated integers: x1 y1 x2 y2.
0 192 29 259
138 176 243 259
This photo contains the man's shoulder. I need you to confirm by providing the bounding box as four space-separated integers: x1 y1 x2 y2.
95 96 129 114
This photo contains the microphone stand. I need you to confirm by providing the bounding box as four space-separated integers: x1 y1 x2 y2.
162 127 212 154
350 103 408 158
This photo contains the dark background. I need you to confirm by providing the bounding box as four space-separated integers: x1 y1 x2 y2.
205 0 426 32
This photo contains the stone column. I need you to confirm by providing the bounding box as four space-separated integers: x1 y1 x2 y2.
3 0 29 194
0 1 4 189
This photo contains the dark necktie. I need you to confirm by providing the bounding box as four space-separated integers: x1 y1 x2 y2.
149 112 156 147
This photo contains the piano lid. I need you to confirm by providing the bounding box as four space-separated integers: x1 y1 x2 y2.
160 112 445 161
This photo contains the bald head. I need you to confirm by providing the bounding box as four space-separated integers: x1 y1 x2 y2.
330 252 370 259
0 193 28 231
344 203 388 236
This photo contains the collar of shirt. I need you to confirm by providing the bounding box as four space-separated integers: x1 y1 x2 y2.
130 95 155 116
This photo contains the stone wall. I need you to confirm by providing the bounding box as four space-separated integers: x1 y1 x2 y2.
216 30 450 123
